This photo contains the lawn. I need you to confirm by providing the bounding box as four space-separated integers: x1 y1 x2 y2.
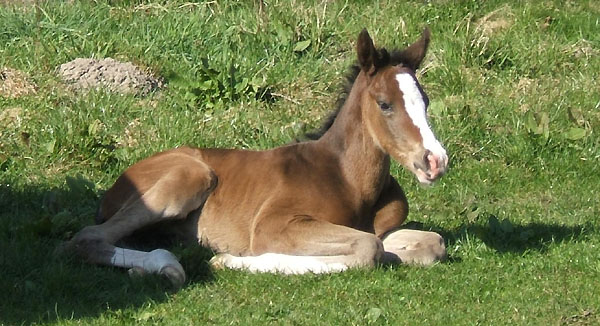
1 0 599 325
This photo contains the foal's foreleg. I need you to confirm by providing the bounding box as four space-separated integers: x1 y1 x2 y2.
380 229 446 265
373 176 446 265
64 151 216 287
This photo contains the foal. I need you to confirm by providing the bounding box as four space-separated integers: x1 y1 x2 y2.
65 28 448 287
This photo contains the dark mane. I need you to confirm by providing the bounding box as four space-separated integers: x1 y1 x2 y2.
302 47 415 140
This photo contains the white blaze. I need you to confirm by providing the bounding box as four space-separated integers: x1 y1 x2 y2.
395 73 446 158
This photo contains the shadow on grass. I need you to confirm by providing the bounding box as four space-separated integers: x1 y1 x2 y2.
405 217 591 255
454 222 588 254
0 181 215 325
2 178 592 324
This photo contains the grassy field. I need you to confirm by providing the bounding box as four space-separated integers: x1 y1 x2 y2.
1 0 599 325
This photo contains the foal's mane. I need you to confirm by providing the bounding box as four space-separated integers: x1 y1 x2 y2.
303 47 416 141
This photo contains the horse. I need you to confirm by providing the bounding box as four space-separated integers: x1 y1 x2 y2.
64 28 448 288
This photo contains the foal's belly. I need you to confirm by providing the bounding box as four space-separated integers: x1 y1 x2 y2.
193 178 368 256
191 146 371 255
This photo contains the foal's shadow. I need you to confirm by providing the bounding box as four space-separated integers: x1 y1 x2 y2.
0 179 214 326
3 176 590 324
403 217 589 257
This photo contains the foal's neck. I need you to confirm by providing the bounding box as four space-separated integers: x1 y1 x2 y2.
317 72 390 202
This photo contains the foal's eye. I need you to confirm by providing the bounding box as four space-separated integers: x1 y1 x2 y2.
377 101 392 111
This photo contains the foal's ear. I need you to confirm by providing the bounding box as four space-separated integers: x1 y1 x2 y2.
357 29 377 73
399 27 431 71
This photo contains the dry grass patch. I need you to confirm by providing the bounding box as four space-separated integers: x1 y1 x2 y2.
418 49 443 78
475 5 514 36
0 106 25 127
0 0 39 7
116 118 159 149
564 39 599 60
275 77 337 119
0 106 29 144
0 67 37 98
467 5 515 58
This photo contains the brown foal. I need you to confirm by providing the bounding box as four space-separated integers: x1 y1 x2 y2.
64 28 448 288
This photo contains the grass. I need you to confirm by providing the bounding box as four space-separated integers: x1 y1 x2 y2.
1 0 599 325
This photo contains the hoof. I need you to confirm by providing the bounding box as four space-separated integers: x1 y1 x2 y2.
128 265 185 289
160 265 186 289
147 249 186 288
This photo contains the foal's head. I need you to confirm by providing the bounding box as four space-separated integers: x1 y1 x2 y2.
357 29 448 185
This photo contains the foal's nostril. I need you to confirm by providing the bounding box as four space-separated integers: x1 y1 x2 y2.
422 150 432 170
413 150 447 184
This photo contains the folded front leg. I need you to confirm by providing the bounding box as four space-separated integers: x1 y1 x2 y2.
380 229 446 265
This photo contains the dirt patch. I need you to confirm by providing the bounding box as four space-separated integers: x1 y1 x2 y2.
0 68 37 99
57 58 163 96
117 118 143 148
511 76 535 100
564 39 599 59
0 106 28 144
475 5 514 36
469 5 514 57
0 0 38 6
0 106 24 126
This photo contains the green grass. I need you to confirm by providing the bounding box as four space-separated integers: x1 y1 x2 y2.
1 0 599 325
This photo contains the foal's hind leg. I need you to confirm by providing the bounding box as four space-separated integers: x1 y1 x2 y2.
211 215 383 274
64 148 216 287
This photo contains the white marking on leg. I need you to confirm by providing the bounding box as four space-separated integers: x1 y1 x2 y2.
110 248 184 275
210 253 348 274
395 73 447 159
